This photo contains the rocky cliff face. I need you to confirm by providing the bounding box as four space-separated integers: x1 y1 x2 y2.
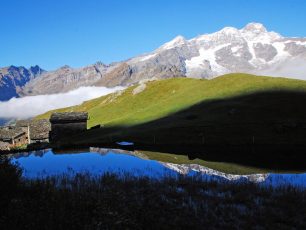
129 22 306 80
20 63 108 95
2 22 306 99
0 65 44 101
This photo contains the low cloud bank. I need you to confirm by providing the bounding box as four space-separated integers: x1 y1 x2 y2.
0 86 124 119
255 57 306 80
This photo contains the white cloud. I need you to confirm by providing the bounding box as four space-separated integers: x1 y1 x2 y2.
0 86 124 119
255 57 306 80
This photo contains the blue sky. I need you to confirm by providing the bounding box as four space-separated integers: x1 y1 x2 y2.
1 0 306 70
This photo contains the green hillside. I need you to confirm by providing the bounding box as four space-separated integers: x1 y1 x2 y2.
36 73 306 128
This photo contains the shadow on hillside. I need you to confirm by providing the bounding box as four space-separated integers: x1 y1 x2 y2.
55 90 306 170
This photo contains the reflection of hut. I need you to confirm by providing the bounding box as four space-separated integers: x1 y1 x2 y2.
49 112 88 142
0 126 28 150
52 147 90 154
16 119 51 143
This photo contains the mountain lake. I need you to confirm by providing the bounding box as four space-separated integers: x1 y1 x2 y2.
6 148 306 188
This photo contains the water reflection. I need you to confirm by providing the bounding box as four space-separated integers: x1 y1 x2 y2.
8 148 306 188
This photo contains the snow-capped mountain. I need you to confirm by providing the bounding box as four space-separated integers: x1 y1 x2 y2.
129 22 306 80
2 22 306 100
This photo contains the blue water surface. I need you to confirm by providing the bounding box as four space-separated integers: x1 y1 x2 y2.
10 148 306 188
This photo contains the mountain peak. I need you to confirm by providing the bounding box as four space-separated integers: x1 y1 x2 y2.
219 27 239 34
59 65 71 70
29 65 44 75
160 35 186 50
242 22 267 33
8 65 20 71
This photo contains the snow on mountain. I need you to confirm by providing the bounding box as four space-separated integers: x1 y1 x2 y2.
185 43 230 76
2 22 306 100
183 23 285 75
159 35 187 50
125 22 306 80
139 53 158 62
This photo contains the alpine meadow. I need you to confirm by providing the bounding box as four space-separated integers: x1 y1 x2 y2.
1 1 306 229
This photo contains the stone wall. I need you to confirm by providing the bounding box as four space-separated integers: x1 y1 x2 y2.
50 122 87 142
12 133 28 146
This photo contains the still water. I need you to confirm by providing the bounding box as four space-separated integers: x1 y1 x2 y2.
9 148 306 188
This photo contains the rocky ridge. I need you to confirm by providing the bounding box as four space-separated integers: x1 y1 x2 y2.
2 22 306 100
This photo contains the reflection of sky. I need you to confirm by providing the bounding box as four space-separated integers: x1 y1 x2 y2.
11 150 175 178
11 150 306 188
263 174 306 188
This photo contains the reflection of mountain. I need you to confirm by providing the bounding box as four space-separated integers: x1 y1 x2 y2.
90 147 131 156
90 148 269 182
160 162 268 183
9 149 50 159
92 148 269 182
90 147 149 159
90 147 110 155
7 147 299 185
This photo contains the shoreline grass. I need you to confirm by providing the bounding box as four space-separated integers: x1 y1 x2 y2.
1 156 306 229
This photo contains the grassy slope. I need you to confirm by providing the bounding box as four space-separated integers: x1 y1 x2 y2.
36 73 306 172
36 73 306 128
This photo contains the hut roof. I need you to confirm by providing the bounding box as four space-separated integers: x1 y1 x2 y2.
0 127 25 140
50 112 88 123
16 119 51 140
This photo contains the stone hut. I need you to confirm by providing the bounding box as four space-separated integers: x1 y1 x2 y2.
0 126 28 150
49 112 88 142
16 119 51 143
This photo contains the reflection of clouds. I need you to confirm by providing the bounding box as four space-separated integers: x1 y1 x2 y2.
0 86 124 119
